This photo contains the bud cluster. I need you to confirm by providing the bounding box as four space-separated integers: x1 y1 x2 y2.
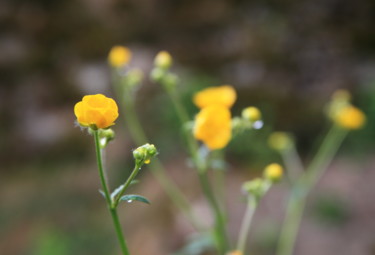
133 143 158 165
150 51 178 91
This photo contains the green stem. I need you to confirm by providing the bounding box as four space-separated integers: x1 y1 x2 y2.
281 144 304 183
93 130 130 255
276 191 305 255
163 83 229 254
112 73 204 231
198 172 229 254
236 196 257 254
113 163 142 208
276 125 348 255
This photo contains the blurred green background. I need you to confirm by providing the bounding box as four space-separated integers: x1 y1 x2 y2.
1 0 375 254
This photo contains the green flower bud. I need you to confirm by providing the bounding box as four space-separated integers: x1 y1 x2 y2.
242 178 266 199
127 68 144 88
99 128 115 141
268 132 292 152
150 68 165 83
133 143 158 164
133 147 147 162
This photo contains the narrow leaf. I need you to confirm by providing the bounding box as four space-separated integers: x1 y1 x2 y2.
98 189 105 198
120 194 150 204
110 184 124 200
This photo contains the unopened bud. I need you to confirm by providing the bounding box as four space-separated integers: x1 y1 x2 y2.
242 178 265 198
264 163 283 182
154 51 173 69
242 106 261 122
108 46 131 68
268 132 292 151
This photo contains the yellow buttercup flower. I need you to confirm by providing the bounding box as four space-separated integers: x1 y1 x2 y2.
334 105 366 130
264 163 283 182
108 46 131 67
74 94 119 129
193 105 232 150
193 85 237 109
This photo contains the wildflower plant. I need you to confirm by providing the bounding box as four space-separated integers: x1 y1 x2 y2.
74 46 366 255
74 94 157 255
275 90 366 255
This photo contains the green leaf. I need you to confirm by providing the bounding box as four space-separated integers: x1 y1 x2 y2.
110 185 124 200
98 189 105 198
130 180 140 185
120 194 150 204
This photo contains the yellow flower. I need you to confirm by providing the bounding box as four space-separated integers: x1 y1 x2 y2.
264 163 283 182
193 85 237 109
108 46 131 67
242 106 261 121
334 105 366 130
193 105 232 150
74 94 119 129
154 51 172 69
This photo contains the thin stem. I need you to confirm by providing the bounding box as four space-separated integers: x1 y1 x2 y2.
163 83 229 254
198 172 229 254
276 125 348 255
281 144 304 183
112 73 204 231
113 163 142 207
276 191 305 255
303 125 348 188
93 130 130 255
236 196 257 254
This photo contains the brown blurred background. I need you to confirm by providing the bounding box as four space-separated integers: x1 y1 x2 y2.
1 0 375 254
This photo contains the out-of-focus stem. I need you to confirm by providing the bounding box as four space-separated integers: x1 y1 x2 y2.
236 196 257 254
277 125 348 255
163 84 229 254
112 72 204 231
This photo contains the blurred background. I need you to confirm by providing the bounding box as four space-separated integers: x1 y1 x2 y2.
1 0 375 254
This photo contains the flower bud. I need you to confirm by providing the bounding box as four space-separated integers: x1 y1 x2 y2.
268 132 292 151
108 46 131 68
150 68 165 83
264 163 283 182
127 68 144 88
242 106 261 122
154 51 173 69
163 73 178 90
133 147 147 162
99 128 115 141
133 143 158 164
145 143 158 157
334 105 366 130
242 178 265 198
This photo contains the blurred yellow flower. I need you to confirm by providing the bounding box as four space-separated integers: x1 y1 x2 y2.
264 163 283 182
154 51 172 69
193 85 237 109
193 105 232 150
74 94 119 129
334 105 366 130
108 46 131 67
242 106 261 121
